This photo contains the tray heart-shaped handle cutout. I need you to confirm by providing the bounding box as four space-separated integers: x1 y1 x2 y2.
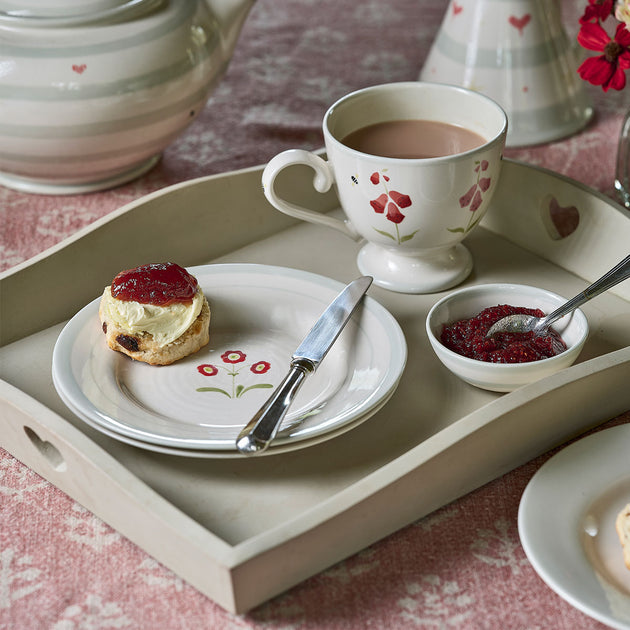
24 426 66 472
541 195 580 241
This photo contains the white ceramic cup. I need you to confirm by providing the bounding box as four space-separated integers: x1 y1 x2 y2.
262 82 508 293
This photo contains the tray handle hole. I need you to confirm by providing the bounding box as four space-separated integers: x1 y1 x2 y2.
24 427 67 472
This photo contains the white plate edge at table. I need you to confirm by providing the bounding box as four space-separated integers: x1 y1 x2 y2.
51 263 407 456
518 424 630 630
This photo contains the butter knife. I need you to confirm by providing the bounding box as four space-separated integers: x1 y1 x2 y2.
235 275 373 455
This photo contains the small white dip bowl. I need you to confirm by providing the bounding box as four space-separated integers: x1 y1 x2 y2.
426 283 589 392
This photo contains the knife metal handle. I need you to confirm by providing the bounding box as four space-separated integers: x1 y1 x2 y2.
235 359 313 455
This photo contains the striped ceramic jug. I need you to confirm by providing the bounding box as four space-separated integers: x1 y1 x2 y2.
420 0 593 147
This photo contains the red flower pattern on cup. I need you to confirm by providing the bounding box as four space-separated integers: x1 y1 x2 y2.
449 160 492 235
196 350 273 399
367 170 417 244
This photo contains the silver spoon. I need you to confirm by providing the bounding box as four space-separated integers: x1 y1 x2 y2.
486 254 630 338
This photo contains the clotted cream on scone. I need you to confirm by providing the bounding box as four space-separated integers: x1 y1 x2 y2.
99 262 210 365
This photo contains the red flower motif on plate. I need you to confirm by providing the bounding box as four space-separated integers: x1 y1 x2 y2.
221 350 246 364
251 361 271 374
197 364 218 376
197 351 274 399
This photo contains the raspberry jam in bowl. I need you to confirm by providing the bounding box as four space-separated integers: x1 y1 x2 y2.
426 284 589 392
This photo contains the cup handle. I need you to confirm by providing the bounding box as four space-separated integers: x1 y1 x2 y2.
262 149 361 240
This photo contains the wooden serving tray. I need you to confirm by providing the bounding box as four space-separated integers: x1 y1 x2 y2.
1 159 629 613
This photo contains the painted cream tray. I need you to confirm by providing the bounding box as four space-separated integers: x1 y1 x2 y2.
1 159 629 613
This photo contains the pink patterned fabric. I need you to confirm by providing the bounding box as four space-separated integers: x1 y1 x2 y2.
1 0 628 628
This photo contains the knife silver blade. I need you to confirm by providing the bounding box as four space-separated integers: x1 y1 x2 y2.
235 275 373 455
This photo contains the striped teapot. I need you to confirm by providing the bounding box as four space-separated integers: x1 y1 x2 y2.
0 0 255 193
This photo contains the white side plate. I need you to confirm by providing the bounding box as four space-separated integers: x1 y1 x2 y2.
519 424 630 629
52 263 407 456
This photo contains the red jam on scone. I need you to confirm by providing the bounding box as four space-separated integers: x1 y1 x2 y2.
99 262 210 365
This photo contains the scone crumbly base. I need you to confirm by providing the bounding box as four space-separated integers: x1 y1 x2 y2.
99 298 210 365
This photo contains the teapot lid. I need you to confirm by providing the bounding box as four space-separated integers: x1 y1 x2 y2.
0 0 164 26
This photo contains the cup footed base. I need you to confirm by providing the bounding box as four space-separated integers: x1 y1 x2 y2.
0 154 160 196
356 242 473 294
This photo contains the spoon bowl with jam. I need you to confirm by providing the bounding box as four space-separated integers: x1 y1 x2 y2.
485 255 630 339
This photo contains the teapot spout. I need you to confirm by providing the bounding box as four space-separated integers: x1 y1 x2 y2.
206 0 256 55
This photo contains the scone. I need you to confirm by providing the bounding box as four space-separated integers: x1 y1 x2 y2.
99 262 210 365
617 503 630 570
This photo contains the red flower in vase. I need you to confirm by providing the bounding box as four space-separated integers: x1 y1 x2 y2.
579 0 615 24
577 21 630 91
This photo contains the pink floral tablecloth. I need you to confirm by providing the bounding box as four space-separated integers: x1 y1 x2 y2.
1 1 629 628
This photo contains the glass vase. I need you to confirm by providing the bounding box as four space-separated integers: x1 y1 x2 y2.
615 108 630 209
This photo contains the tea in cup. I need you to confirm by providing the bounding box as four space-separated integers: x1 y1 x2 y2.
262 82 508 293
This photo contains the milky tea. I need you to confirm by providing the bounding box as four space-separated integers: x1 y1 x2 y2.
341 119 486 159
